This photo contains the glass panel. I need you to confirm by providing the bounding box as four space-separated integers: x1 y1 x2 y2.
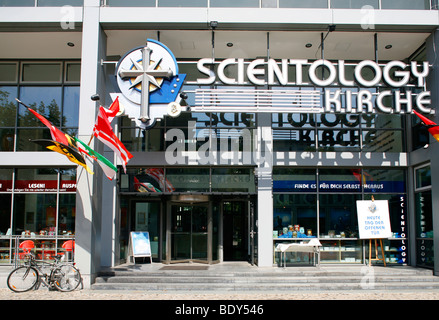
210 0 259 7
15 168 58 193
13 193 57 235
0 129 14 151
273 194 317 238
318 129 361 152
37 0 83 6
121 127 164 152
362 169 405 193
60 168 76 192
0 168 13 192
0 194 11 235
319 194 361 238
381 0 430 9
415 191 432 238
371 194 408 240
0 63 17 82
0 86 18 127
58 194 75 236
66 63 81 82
318 169 361 193
362 114 403 129
211 168 255 192
279 0 328 8
107 0 155 6
415 165 431 189
16 128 52 151
22 63 61 82
134 202 159 258
62 86 80 128
320 240 363 264
273 168 316 192
262 0 277 7
158 0 207 6
166 168 210 192
331 0 379 9
171 234 191 260
0 0 34 6
362 130 404 152
416 239 433 267
18 86 63 127
273 129 316 151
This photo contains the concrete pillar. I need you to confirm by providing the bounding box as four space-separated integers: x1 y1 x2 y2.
256 113 273 267
75 0 106 287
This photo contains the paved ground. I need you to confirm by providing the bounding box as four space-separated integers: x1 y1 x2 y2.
1 288 439 300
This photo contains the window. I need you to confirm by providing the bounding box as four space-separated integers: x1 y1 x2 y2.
273 167 407 265
414 164 433 268
0 60 80 152
0 167 76 264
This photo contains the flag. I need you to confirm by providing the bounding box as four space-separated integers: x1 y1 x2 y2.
27 107 71 146
104 96 120 123
31 139 93 174
75 137 117 180
413 110 439 143
93 106 133 172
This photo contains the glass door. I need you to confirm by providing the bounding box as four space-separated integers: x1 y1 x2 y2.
170 204 209 263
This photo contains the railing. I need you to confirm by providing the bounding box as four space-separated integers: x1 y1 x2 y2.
102 0 438 10
0 235 75 267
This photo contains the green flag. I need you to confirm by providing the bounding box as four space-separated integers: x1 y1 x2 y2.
75 137 117 180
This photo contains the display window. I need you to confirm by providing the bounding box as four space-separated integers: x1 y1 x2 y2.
0 167 76 264
414 164 433 268
273 167 407 265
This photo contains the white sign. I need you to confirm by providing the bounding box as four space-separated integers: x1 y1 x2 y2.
129 231 152 263
356 200 392 239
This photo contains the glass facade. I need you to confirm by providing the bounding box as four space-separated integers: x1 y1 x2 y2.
0 167 76 263
0 61 80 152
415 164 433 268
104 0 437 9
273 168 407 265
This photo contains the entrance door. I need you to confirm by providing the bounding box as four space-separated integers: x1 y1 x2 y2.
223 201 248 261
170 204 209 263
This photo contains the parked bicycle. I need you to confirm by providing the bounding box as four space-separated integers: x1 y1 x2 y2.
7 252 82 293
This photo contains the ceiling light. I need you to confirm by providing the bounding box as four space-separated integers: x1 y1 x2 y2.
385 44 392 49
67 42 75 47
227 42 233 47
305 43 312 48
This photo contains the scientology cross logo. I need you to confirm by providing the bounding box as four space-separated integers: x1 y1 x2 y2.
112 39 186 128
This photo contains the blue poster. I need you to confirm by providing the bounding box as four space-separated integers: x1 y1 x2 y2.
130 232 151 257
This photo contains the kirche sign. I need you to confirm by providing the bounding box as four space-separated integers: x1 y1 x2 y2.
194 59 432 115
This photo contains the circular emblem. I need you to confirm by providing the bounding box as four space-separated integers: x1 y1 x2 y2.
116 40 178 106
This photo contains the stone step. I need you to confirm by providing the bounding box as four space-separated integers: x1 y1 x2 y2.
91 280 439 291
94 275 439 284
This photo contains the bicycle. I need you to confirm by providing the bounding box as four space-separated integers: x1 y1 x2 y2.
7 252 82 293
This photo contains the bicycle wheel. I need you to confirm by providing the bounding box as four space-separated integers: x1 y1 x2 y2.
52 264 81 292
7 266 39 293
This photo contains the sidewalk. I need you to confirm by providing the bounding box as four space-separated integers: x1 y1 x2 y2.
1 288 439 300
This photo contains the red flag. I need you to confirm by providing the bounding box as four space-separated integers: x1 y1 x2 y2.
104 96 120 123
93 106 133 172
413 110 439 143
27 108 70 146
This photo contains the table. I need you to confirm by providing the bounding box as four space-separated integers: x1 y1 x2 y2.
275 238 322 267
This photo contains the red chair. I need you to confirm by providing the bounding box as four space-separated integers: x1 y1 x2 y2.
60 240 75 261
18 240 34 259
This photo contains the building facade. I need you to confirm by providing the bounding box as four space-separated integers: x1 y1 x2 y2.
1 0 439 287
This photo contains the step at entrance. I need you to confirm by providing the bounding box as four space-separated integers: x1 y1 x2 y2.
91 263 439 292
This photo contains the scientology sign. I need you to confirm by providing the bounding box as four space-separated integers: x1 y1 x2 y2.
196 58 432 114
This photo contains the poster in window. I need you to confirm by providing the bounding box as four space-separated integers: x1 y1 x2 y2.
356 200 392 239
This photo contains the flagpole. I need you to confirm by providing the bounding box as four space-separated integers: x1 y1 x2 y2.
15 98 30 109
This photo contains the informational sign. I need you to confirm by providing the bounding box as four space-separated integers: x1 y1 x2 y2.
129 231 152 263
356 200 392 239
